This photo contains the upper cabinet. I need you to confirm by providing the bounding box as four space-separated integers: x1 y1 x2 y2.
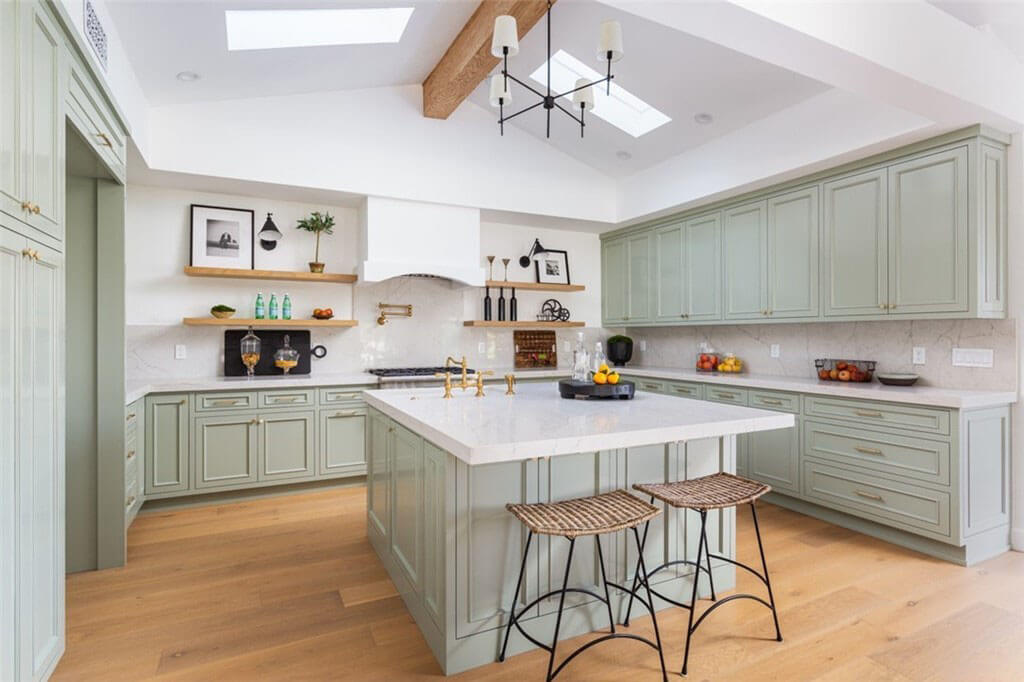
601 129 1006 327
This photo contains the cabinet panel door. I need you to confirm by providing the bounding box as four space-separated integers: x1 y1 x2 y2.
390 422 423 591
747 423 800 496
260 410 315 481
888 147 969 314
319 407 366 477
194 414 258 489
723 201 767 319
22 2 62 239
823 169 888 316
626 231 652 322
18 240 63 681
422 441 446 628
0 1 21 223
601 237 627 324
367 410 391 541
653 223 684 322
685 211 722 322
0 228 21 682
767 187 819 318
146 394 189 494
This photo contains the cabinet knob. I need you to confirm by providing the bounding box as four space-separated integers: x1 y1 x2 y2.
879 303 887 309
31 204 40 215
126 450 136 460
178 399 186 405
20 201 31 212
96 132 113 147
125 496 136 508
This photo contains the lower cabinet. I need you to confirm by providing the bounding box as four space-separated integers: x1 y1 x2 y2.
320 407 367 477
746 422 800 496
366 409 391 542
261 410 315 481
146 394 190 495
390 422 424 590
194 414 258 489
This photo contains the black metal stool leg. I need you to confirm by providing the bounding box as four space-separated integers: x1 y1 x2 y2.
595 535 615 634
700 514 716 601
632 526 669 682
622 517 651 627
751 502 783 642
546 537 576 682
499 530 533 663
681 510 708 676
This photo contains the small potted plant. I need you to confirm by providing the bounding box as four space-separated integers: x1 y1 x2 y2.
606 334 633 367
296 210 335 273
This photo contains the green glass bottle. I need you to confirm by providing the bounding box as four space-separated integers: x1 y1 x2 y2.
268 293 279 320
254 292 265 319
282 293 292 320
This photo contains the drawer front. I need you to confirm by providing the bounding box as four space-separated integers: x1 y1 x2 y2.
126 403 141 440
705 386 749 406
802 460 950 538
195 391 257 412
124 477 139 513
125 450 139 487
633 378 666 394
749 390 799 413
319 387 371 404
67 63 127 177
259 389 315 409
665 381 703 399
804 420 950 485
804 396 950 435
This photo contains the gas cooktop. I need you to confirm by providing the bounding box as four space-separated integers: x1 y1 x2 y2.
367 367 476 377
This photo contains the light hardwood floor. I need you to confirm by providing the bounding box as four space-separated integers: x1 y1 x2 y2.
54 486 1024 681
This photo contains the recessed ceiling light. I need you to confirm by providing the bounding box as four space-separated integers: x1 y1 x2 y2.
616 150 632 160
176 71 200 82
529 50 671 138
694 112 714 125
225 8 414 51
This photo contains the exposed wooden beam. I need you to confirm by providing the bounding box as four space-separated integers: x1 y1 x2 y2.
422 0 555 120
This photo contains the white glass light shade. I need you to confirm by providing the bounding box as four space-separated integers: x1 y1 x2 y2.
491 15 519 57
573 78 594 111
489 74 512 107
597 20 623 62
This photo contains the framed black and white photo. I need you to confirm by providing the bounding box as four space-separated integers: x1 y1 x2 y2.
535 249 570 285
189 204 254 270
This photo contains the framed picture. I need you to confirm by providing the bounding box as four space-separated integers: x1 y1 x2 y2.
189 204 254 270
535 249 570 285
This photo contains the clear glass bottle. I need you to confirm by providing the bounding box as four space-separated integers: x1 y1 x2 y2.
592 341 607 373
254 292 265 320
571 332 591 383
268 293 279 320
274 335 300 374
282 293 292 320
240 326 261 378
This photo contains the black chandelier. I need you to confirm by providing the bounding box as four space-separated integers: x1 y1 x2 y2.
489 2 623 138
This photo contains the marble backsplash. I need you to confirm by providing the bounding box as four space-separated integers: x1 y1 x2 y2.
626 319 1018 391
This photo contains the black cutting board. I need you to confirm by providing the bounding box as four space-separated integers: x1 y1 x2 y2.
224 329 311 376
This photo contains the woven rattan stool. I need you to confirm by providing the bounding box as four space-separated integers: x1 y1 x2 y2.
626 472 782 676
499 489 668 681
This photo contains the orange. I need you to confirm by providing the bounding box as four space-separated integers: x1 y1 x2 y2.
593 372 608 384
607 372 620 385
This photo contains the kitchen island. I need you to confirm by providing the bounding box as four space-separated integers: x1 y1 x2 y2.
362 383 793 674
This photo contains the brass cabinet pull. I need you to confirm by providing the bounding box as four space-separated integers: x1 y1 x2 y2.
211 399 242 406
126 412 136 422
178 399 186 405
21 248 32 258
125 496 136 508
30 203 40 214
854 446 884 456
96 132 113 147
272 396 300 402
249 418 258 425
126 450 136 461
715 391 737 398
334 410 358 417
879 303 887 309
759 398 783 406
20 201 31 212
330 393 358 401
854 489 884 502
854 409 883 418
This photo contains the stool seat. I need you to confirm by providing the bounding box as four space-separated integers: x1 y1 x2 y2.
506 490 659 539
634 472 770 510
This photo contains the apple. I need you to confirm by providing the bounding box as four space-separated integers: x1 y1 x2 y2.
818 369 830 380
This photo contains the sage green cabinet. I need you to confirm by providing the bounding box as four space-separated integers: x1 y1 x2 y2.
684 211 722 321
319 407 366 477
0 1 20 223
260 410 315 481
601 236 627 324
653 222 683 321
194 414 258 489
767 187 818 319
626 231 652 323
145 394 189 495
823 169 888 317
747 423 800 497
887 147 968 314
723 200 767 319
390 421 423 591
367 409 391 542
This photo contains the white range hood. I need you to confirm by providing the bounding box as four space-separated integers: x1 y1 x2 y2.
357 196 486 286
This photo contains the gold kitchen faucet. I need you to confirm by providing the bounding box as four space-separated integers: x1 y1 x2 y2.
434 372 454 399
445 356 471 391
474 370 495 397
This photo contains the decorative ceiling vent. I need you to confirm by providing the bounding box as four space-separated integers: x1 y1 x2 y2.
85 0 108 70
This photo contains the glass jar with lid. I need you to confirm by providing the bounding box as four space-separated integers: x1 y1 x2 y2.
274 335 300 374
240 327 261 377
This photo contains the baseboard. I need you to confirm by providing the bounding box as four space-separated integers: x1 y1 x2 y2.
139 476 366 513
1012 526 1024 552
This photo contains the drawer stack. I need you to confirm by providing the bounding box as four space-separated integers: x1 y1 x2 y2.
125 399 145 526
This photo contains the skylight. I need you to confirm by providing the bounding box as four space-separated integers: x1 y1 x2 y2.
225 8 414 51
529 50 670 138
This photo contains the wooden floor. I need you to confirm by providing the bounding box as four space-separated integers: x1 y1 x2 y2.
54 487 1024 681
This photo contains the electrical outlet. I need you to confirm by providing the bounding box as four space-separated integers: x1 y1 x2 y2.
478 341 486 354
174 344 187 360
912 347 926 365
563 340 571 352
952 348 993 368
639 339 647 352
770 344 780 358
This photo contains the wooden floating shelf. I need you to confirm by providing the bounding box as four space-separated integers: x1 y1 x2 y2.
483 280 584 292
463 321 585 328
184 266 357 284
183 317 358 328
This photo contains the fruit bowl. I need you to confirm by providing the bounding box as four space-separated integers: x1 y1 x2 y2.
696 353 744 374
210 305 235 319
312 307 334 320
815 359 875 383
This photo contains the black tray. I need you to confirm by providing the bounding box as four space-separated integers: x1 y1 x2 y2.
558 378 635 400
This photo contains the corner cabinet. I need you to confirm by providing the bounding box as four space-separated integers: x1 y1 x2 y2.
601 128 1007 327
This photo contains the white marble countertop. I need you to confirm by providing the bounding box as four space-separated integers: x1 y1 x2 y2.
619 366 1017 410
363 383 794 465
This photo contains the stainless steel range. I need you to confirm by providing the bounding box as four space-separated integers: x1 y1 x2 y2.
368 366 476 389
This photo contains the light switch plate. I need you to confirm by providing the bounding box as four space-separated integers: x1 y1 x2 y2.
912 347 926 365
770 344 780 358
174 344 187 360
639 339 647 352
563 340 571 352
952 348 993 368
478 341 486 354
